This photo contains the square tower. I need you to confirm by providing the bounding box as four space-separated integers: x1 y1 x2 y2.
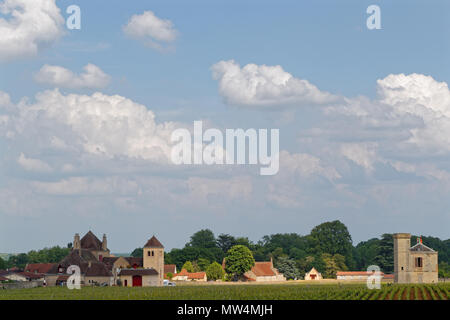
393 233 411 283
143 235 164 286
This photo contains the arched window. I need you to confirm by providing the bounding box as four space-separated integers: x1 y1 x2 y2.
148 251 151 256
152 251 154 256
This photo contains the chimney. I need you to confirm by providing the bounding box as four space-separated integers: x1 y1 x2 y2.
102 234 107 251
74 233 81 250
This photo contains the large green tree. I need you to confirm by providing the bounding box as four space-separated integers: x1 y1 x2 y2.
216 234 236 254
206 261 225 281
224 245 255 281
310 220 355 268
275 257 300 280
187 229 217 249
0 257 6 270
373 233 394 273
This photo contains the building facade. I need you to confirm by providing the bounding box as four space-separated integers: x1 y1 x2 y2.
393 233 438 284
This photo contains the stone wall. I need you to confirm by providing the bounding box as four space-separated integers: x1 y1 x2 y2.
0 280 43 289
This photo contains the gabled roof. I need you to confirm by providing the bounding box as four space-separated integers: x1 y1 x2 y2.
25 263 57 274
81 231 104 250
251 262 276 277
306 267 321 275
410 243 436 252
144 236 164 248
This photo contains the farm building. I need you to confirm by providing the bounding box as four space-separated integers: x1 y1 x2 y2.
172 269 207 282
304 267 322 280
244 259 286 282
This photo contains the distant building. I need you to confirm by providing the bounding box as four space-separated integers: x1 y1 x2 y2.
25 263 57 274
394 233 438 283
4 271 44 282
164 264 177 278
304 267 322 280
45 231 165 287
172 269 207 282
244 259 286 282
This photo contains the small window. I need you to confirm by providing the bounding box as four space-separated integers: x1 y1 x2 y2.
152 251 154 256
148 251 151 256
401 267 404 270
415 257 423 268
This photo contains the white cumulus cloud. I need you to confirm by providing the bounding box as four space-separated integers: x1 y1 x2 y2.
123 11 178 51
4 89 177 163
211 60 339 107
0 0 65 61
34 64 111 89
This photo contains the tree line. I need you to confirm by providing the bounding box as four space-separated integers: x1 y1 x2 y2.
130 220 450 279
2 220 449 279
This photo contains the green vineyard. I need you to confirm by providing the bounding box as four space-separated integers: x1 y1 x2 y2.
0 283 449 300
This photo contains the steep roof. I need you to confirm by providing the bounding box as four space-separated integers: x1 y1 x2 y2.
410 243 436 252
85 262 112 277
144 235 164 248
251 262 276 277
25 263 57 274
81 231 103 250
119 268 158 276
48 249 99 274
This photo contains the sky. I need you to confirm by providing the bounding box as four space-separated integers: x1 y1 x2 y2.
0 0 449 253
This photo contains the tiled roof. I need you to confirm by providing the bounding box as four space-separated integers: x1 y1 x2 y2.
125 257 143 267
383 274 394 279
119 268 158 276
25 263 57 274
187 272 206 280
251 262 276 277
173 269 206 280
81 231 103 250
164 264 176 274
0 276 8 281
337 271 385 276
144 236 164 248
85 262 112 277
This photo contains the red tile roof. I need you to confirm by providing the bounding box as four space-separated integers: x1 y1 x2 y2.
251 262 276 277
173 269 206 280
0 276 8 281
25 263 57 274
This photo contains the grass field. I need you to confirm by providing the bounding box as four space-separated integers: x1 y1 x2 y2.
0 283 449 300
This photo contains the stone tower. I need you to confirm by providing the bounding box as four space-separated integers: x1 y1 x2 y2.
394 233 438 283
143 235 164 286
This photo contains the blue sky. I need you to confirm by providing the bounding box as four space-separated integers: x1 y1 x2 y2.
0 0 449 253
